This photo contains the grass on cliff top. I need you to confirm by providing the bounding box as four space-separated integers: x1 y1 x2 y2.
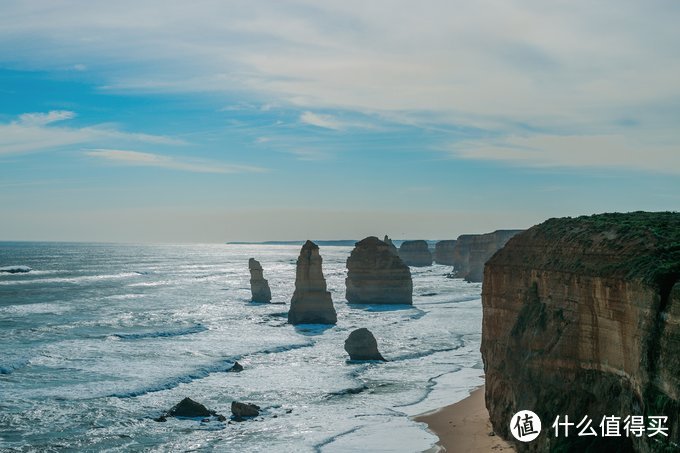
513 211 680 286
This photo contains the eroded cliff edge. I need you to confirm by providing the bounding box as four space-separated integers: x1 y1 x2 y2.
481 212 679 452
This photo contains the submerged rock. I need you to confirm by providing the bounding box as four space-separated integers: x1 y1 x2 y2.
344 328 386 361
398 240 433 267
231 401 260 419
482 212 680 452
248 258 272 303
346 236 412 304
227 361 244 372
434 240 457 265
287 241 337 325
0 265 32 274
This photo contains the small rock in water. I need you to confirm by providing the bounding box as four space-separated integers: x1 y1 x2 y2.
344 328 386 361
227 361 244 372
217 414 227 422
231 401 260 420
154 415 167 422
0 265 32 274
168 397 214 418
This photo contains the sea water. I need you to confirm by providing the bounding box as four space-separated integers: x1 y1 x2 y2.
0 242 484 452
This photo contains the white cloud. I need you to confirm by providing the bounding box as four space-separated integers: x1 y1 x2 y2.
0 111 182 155
451 134 680 174
300 112 344 130
285 148 331 161
18 110 75 126
86 149 267 174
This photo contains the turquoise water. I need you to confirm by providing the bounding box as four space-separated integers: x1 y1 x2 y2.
0 242 484 452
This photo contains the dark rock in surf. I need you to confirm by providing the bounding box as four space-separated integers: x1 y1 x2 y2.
227 361 244 372
168 397 215 418
344 328 386 361
231 401 260 419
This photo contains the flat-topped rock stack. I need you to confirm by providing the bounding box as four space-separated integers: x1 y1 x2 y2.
346 236 413 305
287 240 337 325
248 258 272 303
451 230 523 282
434 240 457 265
398 240 433 267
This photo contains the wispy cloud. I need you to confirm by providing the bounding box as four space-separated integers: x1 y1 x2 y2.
300 112 345 130
0 111 182 155
86 149 268 174
285 148 332 161
450 134 680 174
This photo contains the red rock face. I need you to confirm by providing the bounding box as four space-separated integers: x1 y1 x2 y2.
481 213 679 452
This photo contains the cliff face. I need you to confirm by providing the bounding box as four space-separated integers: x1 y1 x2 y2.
482 212 680 452
452 230 523 282
288 240 337 325
434 240 457 265
399 240 433 267
346 236 413 304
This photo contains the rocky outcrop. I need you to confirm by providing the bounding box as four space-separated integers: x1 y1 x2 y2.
155 397 225 422
248 258 272 303
287 241 337 325
434 240 457 265
383 235 399 256
231 401 260 420
451 230 523 282
344 328 386 361
346 236 413 305
399 240 433 267
482 212 680 452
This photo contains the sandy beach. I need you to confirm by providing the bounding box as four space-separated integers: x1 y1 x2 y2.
415 386 514 452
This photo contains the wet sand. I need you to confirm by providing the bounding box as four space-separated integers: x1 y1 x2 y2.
415 386 515 452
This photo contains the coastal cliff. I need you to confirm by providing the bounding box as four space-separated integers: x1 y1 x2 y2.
399 240 433 267
434 240 457 265
481 212 680 452
452 230 523 282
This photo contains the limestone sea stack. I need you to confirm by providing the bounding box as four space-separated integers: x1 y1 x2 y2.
398 240 433 267
248 258 272 303
433 240 457 265
482 212 680 452
451 230 523 282
383 235 399 256
346 236 413 304
287 241 337 325
344 328 386 361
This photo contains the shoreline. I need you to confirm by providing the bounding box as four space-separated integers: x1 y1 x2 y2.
414 386 514 452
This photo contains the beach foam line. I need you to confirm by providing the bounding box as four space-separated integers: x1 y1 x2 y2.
0 272 141 286
110 324 208 340
109 341 315 398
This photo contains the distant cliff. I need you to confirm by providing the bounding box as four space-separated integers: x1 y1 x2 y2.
452 230 523 282
434 240 457 265
481 212 680 452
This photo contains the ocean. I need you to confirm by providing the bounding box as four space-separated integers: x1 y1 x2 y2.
0 242 484 452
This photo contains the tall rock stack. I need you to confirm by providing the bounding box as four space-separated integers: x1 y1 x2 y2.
288 240 337 325
434 240 457 265
398 240 433 267
482 212 680 452
248 258 272 303
346 236 413 305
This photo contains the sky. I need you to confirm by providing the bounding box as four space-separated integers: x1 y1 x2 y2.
0 0 678 242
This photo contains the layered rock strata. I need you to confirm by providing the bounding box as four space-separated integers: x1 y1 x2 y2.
398 240 433 267
344 328 386 361
346 236 413 305
248 258 272 303
452 230 522 282
288 241 337 325
434 240 457 265
481 212 680 452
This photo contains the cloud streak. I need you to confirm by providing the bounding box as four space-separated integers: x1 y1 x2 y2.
86 149 268 174
0 111 182 156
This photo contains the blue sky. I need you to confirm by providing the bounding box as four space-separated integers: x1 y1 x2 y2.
0 0 678 242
